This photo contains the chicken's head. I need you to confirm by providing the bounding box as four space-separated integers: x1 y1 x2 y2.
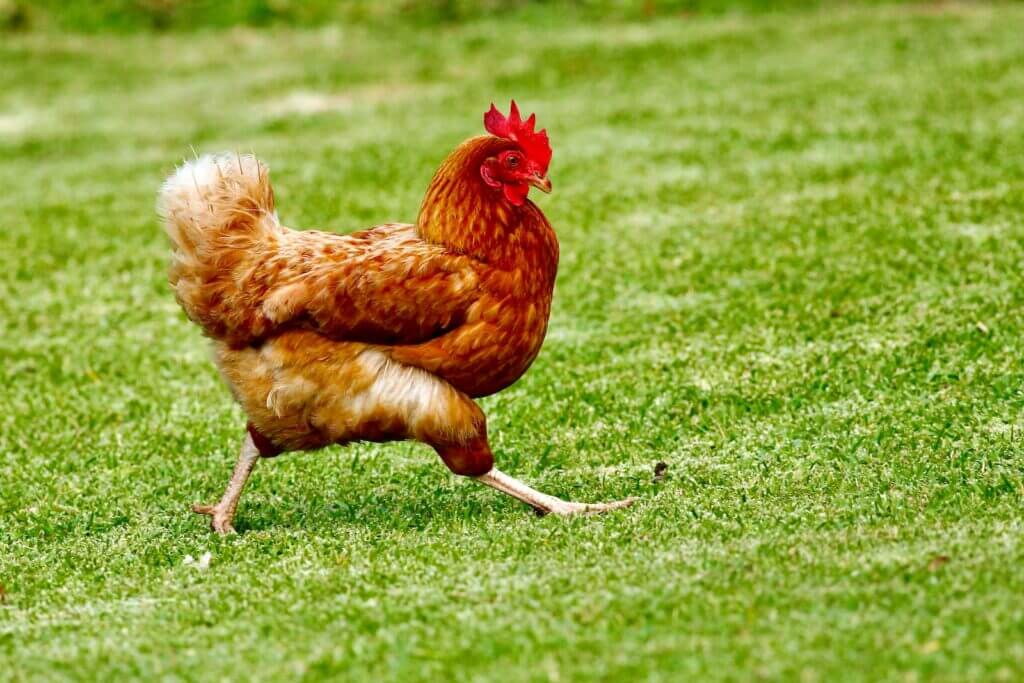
480 101 552 206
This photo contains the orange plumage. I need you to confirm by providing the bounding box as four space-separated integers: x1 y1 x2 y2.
160 102 631 533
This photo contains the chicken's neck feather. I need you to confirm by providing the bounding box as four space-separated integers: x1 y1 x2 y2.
416 135 558 281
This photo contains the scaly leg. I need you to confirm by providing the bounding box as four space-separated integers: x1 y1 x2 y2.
192 432 260 534
430 415 634 517
475 468 635 516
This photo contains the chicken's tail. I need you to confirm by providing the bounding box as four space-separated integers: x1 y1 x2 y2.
157 153 281 345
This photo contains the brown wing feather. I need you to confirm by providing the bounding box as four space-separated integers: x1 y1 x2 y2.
160 155 485 349
260 224 483 346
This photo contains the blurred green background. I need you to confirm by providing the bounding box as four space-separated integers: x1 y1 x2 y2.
3 0 893 32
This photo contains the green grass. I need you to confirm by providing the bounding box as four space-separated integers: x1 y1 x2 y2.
3 3 1024 681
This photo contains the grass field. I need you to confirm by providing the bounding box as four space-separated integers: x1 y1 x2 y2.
3 3 1024 681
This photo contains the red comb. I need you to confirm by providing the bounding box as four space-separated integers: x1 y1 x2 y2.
484 100 552 173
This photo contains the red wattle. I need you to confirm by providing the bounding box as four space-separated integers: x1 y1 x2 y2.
503 182 529 205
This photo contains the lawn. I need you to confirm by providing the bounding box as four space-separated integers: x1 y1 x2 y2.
2 3 1024 681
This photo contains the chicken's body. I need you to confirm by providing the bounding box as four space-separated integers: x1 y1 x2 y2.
159 105 632 532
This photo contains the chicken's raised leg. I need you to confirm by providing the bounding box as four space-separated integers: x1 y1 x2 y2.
475 468 634 516
430 407 634 517
192 432 260 534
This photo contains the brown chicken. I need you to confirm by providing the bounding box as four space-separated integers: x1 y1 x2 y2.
158 101 633 533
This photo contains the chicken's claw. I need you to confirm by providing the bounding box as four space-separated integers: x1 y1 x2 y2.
192 503 237 534
544 496 636 517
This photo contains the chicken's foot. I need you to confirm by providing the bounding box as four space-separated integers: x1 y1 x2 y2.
474 468 634 516
192 432 260 534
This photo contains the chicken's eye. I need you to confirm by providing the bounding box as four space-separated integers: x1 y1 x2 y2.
506 155 520 168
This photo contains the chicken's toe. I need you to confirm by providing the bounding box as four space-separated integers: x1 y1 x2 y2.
210 517 236 535
192 502 237 534
548 497 636 516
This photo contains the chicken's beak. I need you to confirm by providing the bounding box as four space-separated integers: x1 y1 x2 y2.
529 173 552 193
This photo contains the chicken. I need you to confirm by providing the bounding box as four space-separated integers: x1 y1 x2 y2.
158 101 633 533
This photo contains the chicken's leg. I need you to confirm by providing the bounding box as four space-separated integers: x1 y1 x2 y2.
475 468 634 516
430 408 634 517
192 432 260 534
